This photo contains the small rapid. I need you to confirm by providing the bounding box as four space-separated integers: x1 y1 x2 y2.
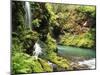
57 45 96 70
33 42 42 59
78 58 95 69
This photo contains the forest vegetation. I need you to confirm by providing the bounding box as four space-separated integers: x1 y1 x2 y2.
12 1 96 74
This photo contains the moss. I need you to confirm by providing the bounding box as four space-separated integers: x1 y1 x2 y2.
12 52 45 74
12 53 32 74
12 52 54 74
31 60 44 73
46 52 71 70
45 33 57 53
38 58 53 72
12 29 39 56
12 37 25 55
60 32 95 48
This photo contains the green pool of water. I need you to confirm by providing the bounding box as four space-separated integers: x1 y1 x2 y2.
57 45 96 59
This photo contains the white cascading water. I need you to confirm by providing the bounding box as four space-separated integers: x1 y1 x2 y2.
25 1 32 30
33 42 42 59
78 58 95 69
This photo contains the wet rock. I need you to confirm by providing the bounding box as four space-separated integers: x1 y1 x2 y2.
71 58 95 70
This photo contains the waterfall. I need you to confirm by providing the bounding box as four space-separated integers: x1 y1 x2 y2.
33 42 42 59
25 1 32 30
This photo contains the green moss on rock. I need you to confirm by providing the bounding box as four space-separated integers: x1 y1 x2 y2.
31 60 44 73
38 58 53 72
46 52 72 70
45 33 57 53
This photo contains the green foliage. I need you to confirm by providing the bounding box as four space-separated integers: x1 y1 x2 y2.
78 6 96 18
12 2 96 74
38 58 53 72
31 59 44 73
46 52 71 70
12 37 25 55
17 24 39 41
45 33 57 53
12 1 25 32
32 19 41 27
14 23 39 54
12 53 32 74
45 3 58 27
60 31 95 48
12 52 53 74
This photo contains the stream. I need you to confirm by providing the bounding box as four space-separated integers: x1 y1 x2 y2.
57 45 96 70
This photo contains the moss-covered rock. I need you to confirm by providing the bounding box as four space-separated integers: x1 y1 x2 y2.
31 59 44 73
12 53 32 74
12 52 54 74
38 58 53 72
45 52 72 70
12 52 44 74
45 33 57 53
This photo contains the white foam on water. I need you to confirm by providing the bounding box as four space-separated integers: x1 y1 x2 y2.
78 58 95 69
33 42 42 59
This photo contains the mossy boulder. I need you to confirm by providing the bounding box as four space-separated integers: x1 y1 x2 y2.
45 52 72 71
12 52 54 74
44 33 57 54
31 59 44 73
38 58 53 72
12 53 32 74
